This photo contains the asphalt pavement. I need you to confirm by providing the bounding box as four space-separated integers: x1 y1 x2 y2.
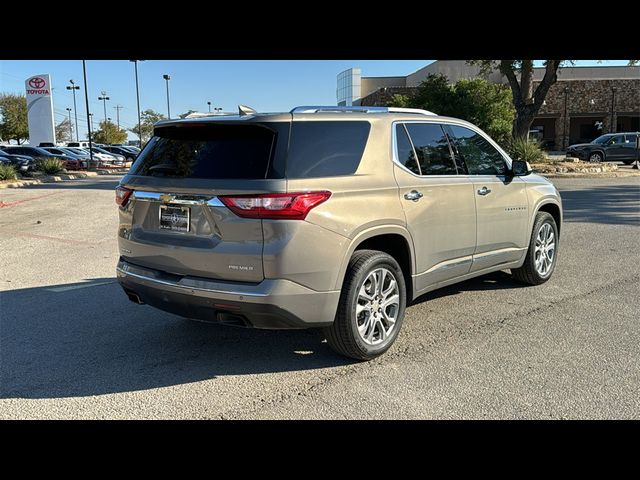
0 174 638 419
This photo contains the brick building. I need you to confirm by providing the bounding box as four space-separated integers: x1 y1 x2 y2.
338 61 640 150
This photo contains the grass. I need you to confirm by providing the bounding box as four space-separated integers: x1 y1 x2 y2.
35 157 65 174
507 137 546 164
0 164 17 181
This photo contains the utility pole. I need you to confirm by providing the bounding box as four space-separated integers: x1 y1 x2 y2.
66 80 80 142
82 60 94 168
163 74 171 118
114 105 123 129
130 60 144 148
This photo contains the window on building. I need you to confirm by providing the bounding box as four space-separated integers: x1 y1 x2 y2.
404 123 457 176
448 125 508 175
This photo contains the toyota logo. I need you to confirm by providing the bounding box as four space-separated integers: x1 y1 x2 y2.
28 77 46 89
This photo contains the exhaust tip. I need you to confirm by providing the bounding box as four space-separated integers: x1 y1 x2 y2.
124 289 144 305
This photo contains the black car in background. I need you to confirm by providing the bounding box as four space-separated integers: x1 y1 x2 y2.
100 145 137 162
567 132 640 164
0 149 37 172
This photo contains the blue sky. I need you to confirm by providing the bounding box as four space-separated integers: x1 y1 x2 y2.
0 60 630 140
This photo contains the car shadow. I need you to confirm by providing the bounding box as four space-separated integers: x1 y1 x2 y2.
411 270 525 305
0 279 351 399
559 184 640 226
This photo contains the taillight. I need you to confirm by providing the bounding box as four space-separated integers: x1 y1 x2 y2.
219 191 331 220
115 186 133 207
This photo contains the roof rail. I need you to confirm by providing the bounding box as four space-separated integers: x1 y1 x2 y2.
290 106 436 116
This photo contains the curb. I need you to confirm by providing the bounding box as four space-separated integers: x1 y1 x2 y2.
0 169 126 189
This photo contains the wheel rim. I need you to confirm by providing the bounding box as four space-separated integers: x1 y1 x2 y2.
534 222 556 277
590 153 601 162
356 267 400 346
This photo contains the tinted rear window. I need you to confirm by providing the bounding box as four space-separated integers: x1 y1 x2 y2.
130 124 278 179
286 121 371 178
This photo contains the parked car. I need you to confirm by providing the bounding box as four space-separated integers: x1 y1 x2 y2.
91 147 126 165
67 141 92 148
567 132 640 164
41 147 87 170
2 145 62 159
101 145 137 162
0 149 37 172
66 147 112 167
116 105 563 360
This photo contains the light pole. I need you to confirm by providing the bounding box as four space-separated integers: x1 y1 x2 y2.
130 60 144 148
82 60 94 167
66 107 73 140
98 91 110 126
214 107 223 115
114 105 123 129
207 101 211 113
66 80 80 141
163 74 171 118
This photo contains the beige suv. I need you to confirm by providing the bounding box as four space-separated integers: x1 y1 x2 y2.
116 106 562 360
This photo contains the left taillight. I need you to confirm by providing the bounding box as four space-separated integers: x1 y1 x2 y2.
115 186 133 207
219 191 331 220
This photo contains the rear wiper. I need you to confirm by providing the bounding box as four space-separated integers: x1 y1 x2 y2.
148 163 179 175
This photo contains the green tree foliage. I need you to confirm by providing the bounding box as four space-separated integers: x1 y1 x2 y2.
94 120 128 144
389 74 515 146
128 109 166 144
0 93 28 144
55 118 74 143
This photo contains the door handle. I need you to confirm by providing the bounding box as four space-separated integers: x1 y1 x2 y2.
477 186 492 196
404 190 424 201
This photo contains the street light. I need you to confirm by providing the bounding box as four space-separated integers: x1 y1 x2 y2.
163 74 171 118
66 80 80 141
98 91 110 126
66 107 73 139
207 101 211 113
130 60 144 148
214 107 223 115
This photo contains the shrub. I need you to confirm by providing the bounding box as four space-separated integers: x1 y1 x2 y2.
507 137 546 164
35 157 65 174
0 164 17 180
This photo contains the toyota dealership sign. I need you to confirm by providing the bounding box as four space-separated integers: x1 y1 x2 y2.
25 74 56 146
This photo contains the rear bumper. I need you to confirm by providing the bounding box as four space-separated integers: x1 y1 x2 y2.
116 258 339 329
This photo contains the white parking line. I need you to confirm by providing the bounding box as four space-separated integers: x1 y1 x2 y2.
46 281 116 292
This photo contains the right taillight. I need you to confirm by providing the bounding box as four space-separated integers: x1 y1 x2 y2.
115 186 133 207
219 191 331 220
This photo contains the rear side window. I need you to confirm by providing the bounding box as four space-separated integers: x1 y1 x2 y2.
404 123 457 175
130 124 278 179
286 121 371 178
395 124 420 175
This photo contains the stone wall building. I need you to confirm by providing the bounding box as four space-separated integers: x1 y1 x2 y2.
338 61 640 150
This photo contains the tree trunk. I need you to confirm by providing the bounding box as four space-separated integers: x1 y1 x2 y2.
514 108 536 139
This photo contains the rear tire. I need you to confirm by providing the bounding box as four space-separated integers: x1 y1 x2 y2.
324 250 406 361
511 212 558 285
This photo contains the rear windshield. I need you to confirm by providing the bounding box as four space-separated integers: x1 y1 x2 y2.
286 121 371 178
130 124 278 179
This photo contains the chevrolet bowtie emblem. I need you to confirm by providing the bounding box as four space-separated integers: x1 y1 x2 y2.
160 194 175 203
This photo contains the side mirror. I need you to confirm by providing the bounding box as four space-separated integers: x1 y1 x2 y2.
511 159 532 176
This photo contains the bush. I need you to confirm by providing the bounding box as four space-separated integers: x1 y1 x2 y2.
0 164 17 180
507 137 546 164
35 157 65 174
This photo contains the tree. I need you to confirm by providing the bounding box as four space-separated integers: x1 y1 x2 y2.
468 60 637 139
0 93 28 144
94 120 128 144
128 109 166 144
388 74 515 146
55 118 74 143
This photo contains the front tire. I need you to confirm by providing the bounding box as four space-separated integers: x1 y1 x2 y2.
324 250 406 361
511 212 559 285
588 151 603 162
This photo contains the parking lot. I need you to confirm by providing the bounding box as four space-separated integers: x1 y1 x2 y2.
0 173 639 419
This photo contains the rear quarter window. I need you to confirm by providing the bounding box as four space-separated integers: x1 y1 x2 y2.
286 121 371 178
